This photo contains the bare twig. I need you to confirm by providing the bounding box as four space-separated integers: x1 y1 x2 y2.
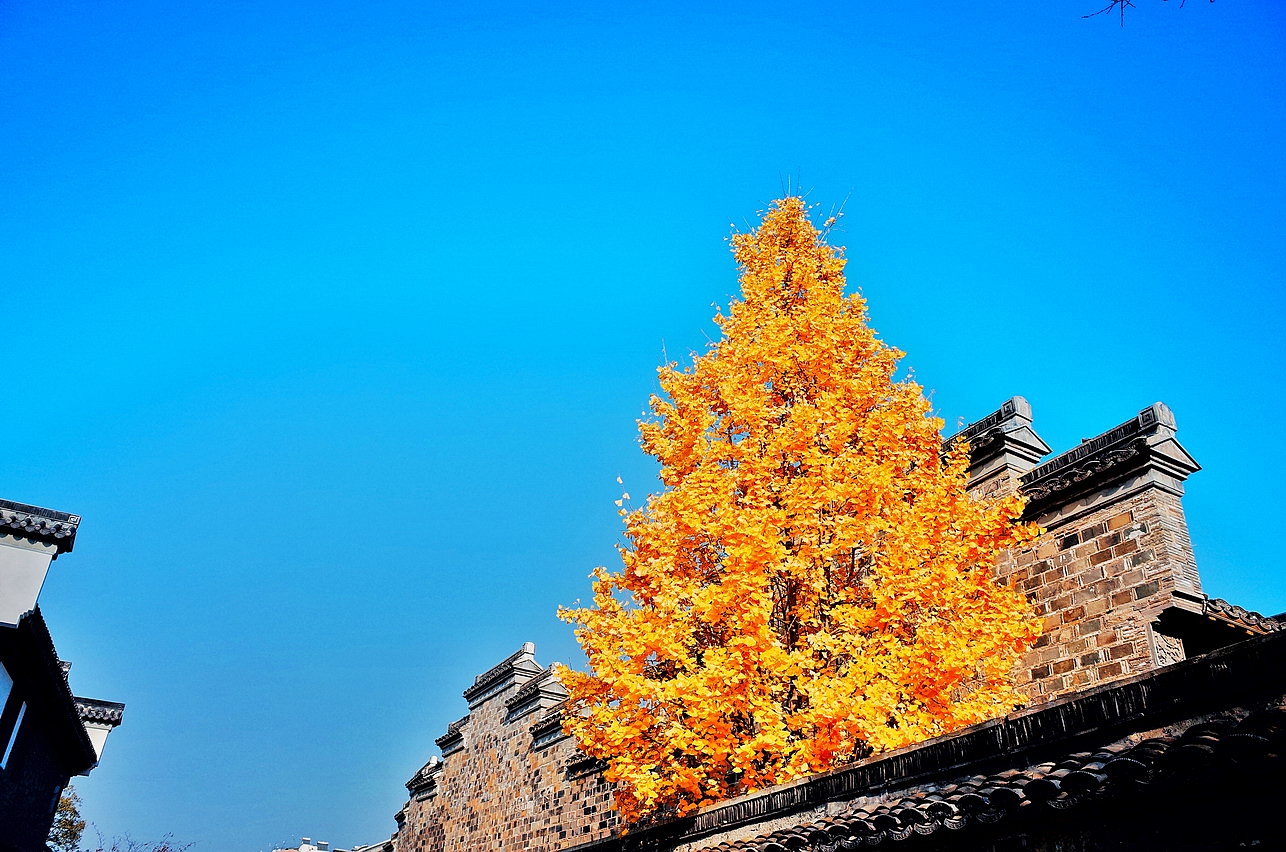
1082 0 1135 24
1084 0 1213 25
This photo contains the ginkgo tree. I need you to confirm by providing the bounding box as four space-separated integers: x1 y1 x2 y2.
557 197 1040 824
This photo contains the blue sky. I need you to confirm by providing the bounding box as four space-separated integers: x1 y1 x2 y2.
2 0 1283 848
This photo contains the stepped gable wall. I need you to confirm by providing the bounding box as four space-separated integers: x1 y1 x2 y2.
395 644 619 851
394 399 1274 852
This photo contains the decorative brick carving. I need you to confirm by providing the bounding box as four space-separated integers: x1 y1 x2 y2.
1019 402 1200 521
1148 625 1186 667
74 697 125 725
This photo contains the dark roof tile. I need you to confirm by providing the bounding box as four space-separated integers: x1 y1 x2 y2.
75 698 125 726
0 498 80 552
687 701 1286 851
1203 597 1282 633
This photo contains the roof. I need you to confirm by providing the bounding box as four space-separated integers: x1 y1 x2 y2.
0 498 80 553
1202 595 1282 634
696 703 1286 851
0 608 98 773
75 697 126 727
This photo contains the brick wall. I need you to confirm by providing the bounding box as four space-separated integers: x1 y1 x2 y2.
391 398 1273 852
1005 493 1187 699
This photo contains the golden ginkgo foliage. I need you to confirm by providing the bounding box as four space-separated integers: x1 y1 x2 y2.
557 197 1040 825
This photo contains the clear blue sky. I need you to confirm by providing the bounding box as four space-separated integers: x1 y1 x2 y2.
2 1 1283 848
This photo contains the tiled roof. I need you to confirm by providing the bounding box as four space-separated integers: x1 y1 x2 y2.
1204 596 1282 633
406 757 442 794
75 697 126 726
0 608 98 773
0 498 80 552
698 704 1285 851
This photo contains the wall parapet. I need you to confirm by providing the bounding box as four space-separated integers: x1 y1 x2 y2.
531 709 569 751
405 756 442 798
433 716 468 758
505 667 568 724
0 498 80 554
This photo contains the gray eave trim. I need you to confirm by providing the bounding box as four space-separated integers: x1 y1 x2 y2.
0 498 80 553
75 697 125 727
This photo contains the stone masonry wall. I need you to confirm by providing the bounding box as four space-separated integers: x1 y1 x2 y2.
392 398 1266 852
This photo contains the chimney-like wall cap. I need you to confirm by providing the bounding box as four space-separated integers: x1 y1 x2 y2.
944 396 1051 479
